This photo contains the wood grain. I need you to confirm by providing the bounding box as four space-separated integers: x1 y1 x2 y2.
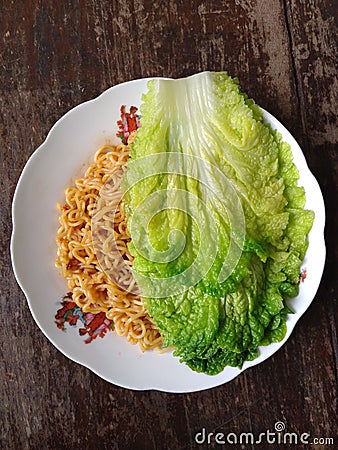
1 1 336 449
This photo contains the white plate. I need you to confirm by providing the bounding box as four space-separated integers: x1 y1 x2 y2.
11 77 326 393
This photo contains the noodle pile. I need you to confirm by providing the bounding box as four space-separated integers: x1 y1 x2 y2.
55 144 162 351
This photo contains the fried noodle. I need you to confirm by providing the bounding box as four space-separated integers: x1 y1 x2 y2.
55 144 163 351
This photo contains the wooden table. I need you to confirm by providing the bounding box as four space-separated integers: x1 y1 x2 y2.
1 1 336 449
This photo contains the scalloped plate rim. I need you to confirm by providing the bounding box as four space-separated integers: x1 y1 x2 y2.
10 76 326 393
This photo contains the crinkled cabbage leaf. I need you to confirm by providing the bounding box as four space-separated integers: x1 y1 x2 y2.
122 72 314 375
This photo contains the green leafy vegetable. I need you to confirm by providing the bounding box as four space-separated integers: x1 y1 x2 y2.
122 71 314 375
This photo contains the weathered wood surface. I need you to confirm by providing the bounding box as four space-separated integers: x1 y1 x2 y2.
0 1 336 449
